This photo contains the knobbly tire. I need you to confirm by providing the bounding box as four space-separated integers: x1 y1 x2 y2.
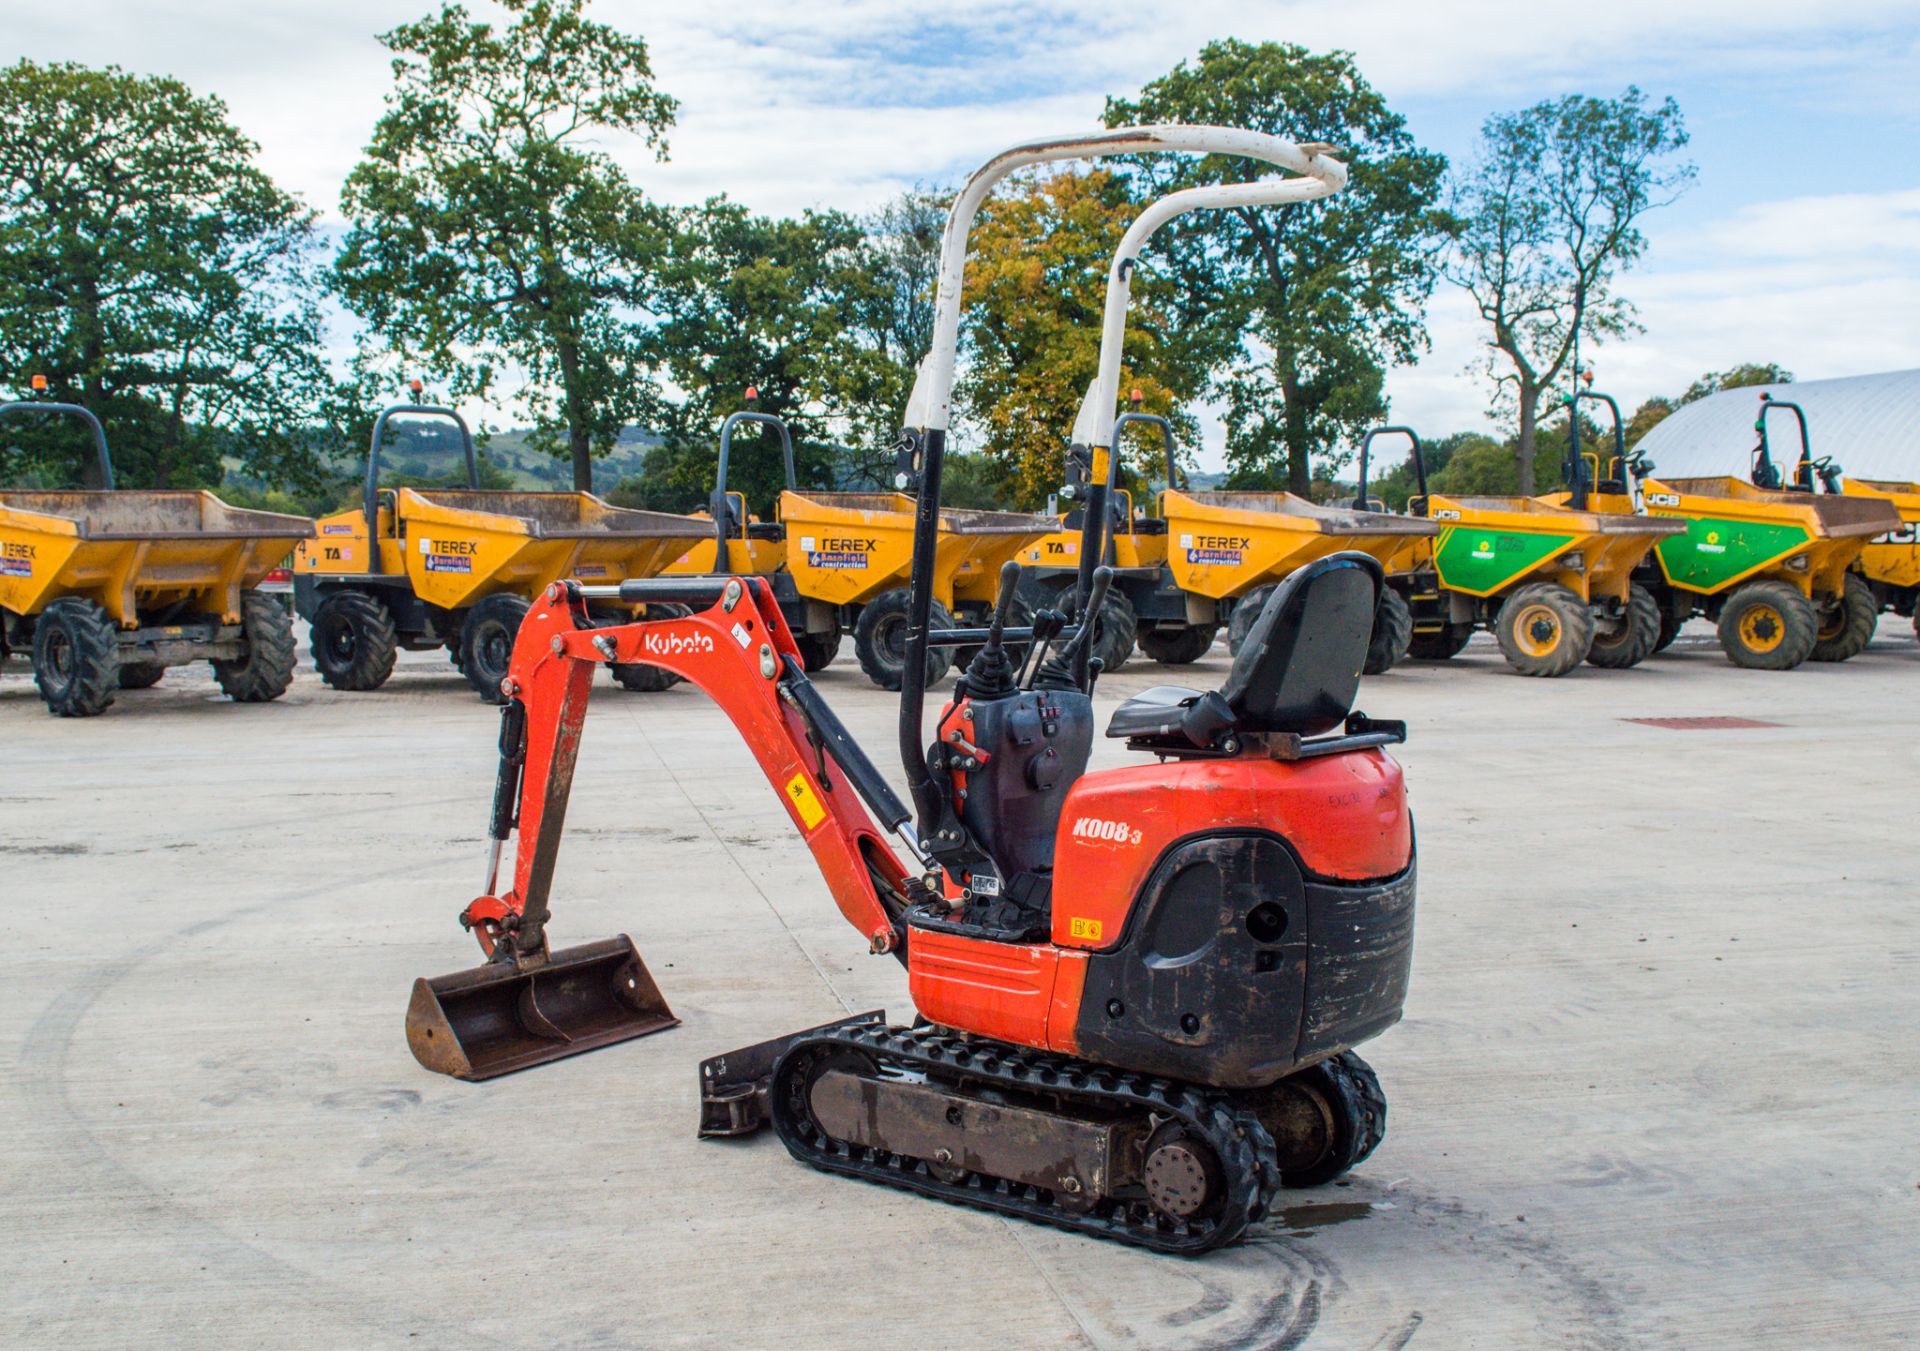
460 593 532 703
1408 622 1473 661
213 590 298 702
1226 586 1274 657
117 662 166 689
1810 572 1876 663
1364 588 1414 675
1716 579 1816 670
1654 605 1685 653
795 622 841 672
31 596 120 717
310 590 399 691
1088 588 1137 673
853 588 953 691
599 604 687 692
1587 583 1661 669
1494 582 1594 677
1267 1051 1387 1189
767 1023 1276 1255
1139 623 1218 665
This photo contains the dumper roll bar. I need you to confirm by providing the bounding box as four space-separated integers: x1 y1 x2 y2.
0 400 115 489
893 131 1344 831
1353 426 1422 512
362 402 479 575
709 410 796 575
1564 389 1627 511
1751 392 1834 494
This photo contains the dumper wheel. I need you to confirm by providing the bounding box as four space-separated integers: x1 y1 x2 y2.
117 662 166 689
1363 588 1414 675
1226 586 1273 657
213 590 298 702
311 591 398 691
1654 606 1685 653
460 593 531 703
854 589 953 691
1139 624 1218 665
1587 583 1661 669
31 596 120 717
796 622 842 672
1810 573 1877 663
1717 580 1816 670
604 604 687 693
1089 589 1137 674
1408 623 1473 661
1494 582 1594 677
1264 1051 1387 1189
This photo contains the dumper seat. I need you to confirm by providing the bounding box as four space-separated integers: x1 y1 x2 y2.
1107 552 1382 753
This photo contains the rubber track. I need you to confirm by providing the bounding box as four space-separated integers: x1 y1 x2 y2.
769 1023 1277 1255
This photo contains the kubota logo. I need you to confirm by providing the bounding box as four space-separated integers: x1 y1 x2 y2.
643 630 714 656
1071 816 1143 846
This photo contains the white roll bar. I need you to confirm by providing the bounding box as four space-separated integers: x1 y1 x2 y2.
902 126 1347 436
1067 159 1345 453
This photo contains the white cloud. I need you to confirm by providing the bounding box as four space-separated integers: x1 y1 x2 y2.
8 0 1918 456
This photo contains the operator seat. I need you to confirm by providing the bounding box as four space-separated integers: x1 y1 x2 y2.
1107 552 1383 750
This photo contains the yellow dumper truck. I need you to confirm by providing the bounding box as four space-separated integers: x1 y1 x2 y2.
1630 393 1898 669
294 399 711 702
1018 412 1438 674
0 395 310 717
1844 476 1920 635
1354 421 1685 677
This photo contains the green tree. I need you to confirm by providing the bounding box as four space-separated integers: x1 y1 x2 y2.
957 168 1205 508
1105 41 1449 494
1447 88 1694 493
637 200 877 516
334 0 677 492
0 60 335 490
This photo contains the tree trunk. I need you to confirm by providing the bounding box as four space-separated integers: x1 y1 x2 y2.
554 333 592 492
77 276 108 490
1282 371 1310 495
1515 383 1539 496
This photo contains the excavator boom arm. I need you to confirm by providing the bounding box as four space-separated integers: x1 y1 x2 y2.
468 578 912 961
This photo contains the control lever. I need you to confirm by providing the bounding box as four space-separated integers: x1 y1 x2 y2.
1036 566 1112 692
960 560 1022 699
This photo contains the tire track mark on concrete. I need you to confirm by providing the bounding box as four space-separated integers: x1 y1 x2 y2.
12 858 527 1349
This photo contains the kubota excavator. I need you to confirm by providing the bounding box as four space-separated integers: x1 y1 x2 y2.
405 126 1417 1255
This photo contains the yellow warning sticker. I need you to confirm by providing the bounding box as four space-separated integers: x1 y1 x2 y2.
1068 917 1103 942
1090 446 1111 485
785 773 827 830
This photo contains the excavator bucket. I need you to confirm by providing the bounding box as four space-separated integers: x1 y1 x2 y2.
406 935 678 1081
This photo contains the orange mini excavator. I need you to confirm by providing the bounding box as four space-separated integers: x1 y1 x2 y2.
406 127 1416 1255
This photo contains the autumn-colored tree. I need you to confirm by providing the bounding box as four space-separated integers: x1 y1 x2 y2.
957 168 1206 509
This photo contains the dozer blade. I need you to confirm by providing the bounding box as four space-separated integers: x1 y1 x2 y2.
407 935 678 1081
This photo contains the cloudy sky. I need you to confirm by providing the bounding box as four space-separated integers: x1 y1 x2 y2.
10 1 1920 468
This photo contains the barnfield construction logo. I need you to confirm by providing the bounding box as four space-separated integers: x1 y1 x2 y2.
801 534 872 570
1181 532 1248 566
421 537 475 573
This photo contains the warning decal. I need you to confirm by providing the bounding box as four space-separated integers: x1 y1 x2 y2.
784 772 827 830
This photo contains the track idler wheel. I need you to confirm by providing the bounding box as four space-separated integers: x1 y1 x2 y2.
1260 1051 1388 1189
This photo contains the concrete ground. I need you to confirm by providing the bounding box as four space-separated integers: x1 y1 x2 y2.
2 620 1916 1350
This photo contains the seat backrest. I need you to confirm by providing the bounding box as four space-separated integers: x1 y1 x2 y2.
1221 552 1382 736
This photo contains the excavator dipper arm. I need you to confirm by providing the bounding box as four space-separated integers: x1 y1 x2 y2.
463 576 914 963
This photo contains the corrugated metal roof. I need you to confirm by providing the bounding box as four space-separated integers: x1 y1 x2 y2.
1632 368 1920 482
